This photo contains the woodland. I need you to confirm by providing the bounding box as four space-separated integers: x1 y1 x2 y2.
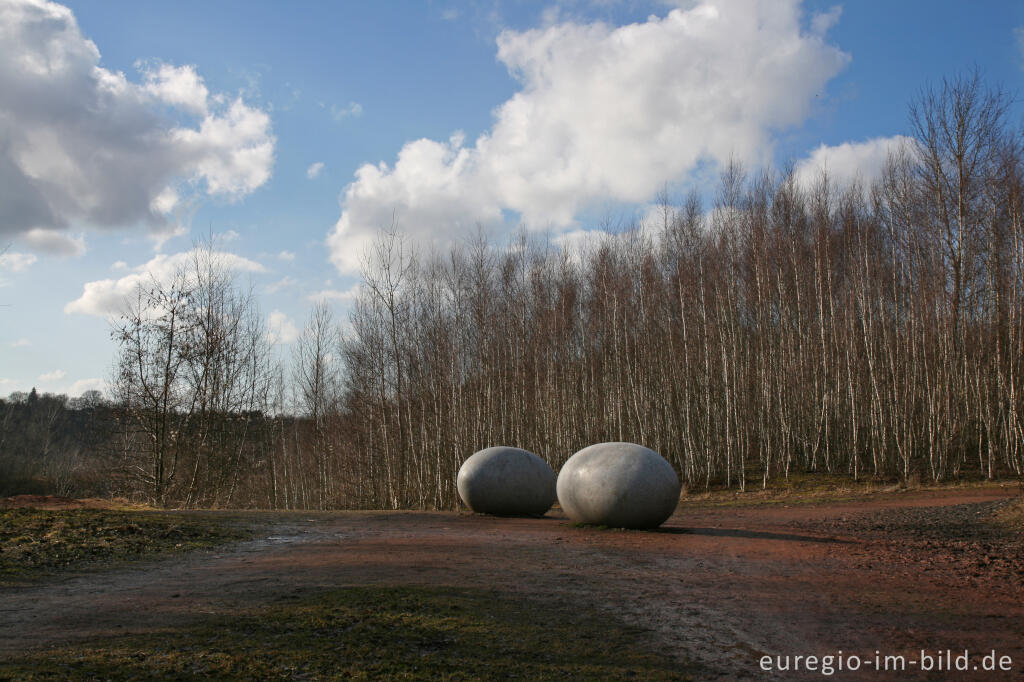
3 73 1023 509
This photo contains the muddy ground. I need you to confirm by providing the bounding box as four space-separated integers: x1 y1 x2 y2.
1 486 1022 680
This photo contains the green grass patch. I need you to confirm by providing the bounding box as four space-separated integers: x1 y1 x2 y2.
0 509 251 584
0 585 690 680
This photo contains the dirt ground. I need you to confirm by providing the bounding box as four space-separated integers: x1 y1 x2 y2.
1 486 1022 680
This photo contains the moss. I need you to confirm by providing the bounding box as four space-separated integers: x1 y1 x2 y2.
0 509 251 584
0 585 691 680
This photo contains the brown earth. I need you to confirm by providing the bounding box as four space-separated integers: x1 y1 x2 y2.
1 486 1022 680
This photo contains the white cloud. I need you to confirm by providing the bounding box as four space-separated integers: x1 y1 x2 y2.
170 98 274 197
307 284 361 303
277 250 296 261
326 0 849 274
264 275 296 294
794 135 914 193
0 0 275 242
39 369 66 382
266 310 299 345
65 248 266 317
306 161 324 179
68 377 105 396
811 5 842 35
221 229 241 242
10 338 30 348
140 62 209 115
150 186 180 214
331 102 363 121
553 228 613 255
0 251 38 272
149 223 189 252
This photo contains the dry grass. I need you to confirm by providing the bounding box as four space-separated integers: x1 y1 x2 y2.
993 496 1024 528
0 508 250 584
0 495 154 511
677 474 1020 509
0 586 690 680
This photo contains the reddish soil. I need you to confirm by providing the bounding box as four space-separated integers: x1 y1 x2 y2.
1 486 1022 680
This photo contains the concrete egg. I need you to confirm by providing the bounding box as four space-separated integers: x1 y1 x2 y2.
457 446 556 516
557 442 680 529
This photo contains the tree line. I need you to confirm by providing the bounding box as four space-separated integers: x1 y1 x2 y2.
0 388 113 497
3 72 1023 508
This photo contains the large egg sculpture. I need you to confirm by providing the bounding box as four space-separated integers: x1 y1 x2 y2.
457 446 557 516
557 442 680 529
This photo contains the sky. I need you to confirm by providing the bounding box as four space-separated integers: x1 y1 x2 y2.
0 0 1022 398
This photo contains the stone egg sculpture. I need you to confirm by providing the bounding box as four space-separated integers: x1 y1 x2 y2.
557 442 680 529
457 446 557 516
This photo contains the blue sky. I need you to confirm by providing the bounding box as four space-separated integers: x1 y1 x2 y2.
1 0 1022 397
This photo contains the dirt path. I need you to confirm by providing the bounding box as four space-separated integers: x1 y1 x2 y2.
1 487 1022 679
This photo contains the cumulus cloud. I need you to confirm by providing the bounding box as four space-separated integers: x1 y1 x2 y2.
170 98 274 196
39 369 66 381
326 0 849 274
149 223 189 252
553 228 614 254
0 250 38 272
19 228 86 256
0 0 275 243
306 161 324 179
266 310 299 345
140 61 209 115
810 4 842 35
264 275 296 294
307 284 361 303
794 135 914 192
277 250 296 261
65 248 266 317
68 377 105 396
